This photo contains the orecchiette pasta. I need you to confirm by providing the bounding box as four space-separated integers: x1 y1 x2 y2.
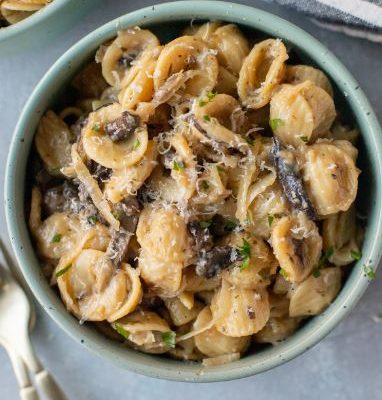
28 22 363 366
0 0 50 26
238 39 288 109
302 141 360 215
270 82 336 146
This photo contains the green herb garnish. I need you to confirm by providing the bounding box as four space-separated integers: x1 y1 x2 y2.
132 138 140 150
87 215 98 225
207 91 217 101
55 264 72 278
173 160 185 171
203 115 211 122
300 136 309 143
245 136 254 145
363 265 376 280
199 220 212 229
267 215 274 227
313 246 334 277
270 118 284 131
224 220 237 231
200 180 209 191
51 233 62 243
92 122 101 131
216 165 225 173
238 239 251 271
279 268 288 278
198 91 217 107
351 250 362 261
161 331 176 348
113 323 130 340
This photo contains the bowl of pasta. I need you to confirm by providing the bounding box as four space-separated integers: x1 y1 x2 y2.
5 0 382 382
0 0 93 53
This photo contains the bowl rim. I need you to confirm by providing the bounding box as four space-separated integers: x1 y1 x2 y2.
0 0 70 42
5 0 382 382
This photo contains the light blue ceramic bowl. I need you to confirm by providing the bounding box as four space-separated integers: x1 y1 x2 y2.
0 0 94 54
5 1 382 382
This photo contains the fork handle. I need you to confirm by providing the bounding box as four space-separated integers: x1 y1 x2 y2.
20 387 40 400
35 369 69 400
3 344 39 400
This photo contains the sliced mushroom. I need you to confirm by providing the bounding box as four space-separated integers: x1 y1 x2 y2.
104 111 140 142
195 246 238 279
271 137 316 219
187 221 213 253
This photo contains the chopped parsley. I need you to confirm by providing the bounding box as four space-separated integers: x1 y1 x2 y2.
173 160 185 171
92 122 101 131
55 264 72 278
270 118 284 131
207 91 217 101
279 268 288 278
238 239 251 271
203 114 211 122
224 220 237 231
198 91 216 107
199 220 212 229
267 215 274 227
313 246 334 277
113 323 130 340
300 136 309 143
363 265 376 280
132 138 140 150
245 136 254 145
216 165 225 172
351 250 362 261
161 331 176 348
87 215 98 225
51 233 62 243
200 180 209 190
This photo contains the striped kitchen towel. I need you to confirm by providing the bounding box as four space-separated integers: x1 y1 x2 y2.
264 0 382 42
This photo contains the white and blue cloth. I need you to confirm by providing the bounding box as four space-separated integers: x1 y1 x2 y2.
264 0 382 42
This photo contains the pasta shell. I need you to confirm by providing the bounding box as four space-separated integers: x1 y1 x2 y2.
211 280 270 337
136 205 191 263
56 249 142 322
138 249 183 296
101 28 160 87
118 47 161 110
238 39 288 109
114 310 170 353
289 267 342 317
193 93 249 152
35 111 73 176
271 212 322 282
302 141 360 215
254 317 299 344
222 233 278 289
270 82 336 146
285 65 333 97
104 140 158 203
322 206 363 266
154 36 218 97
163 297 203 326
193 306 250 357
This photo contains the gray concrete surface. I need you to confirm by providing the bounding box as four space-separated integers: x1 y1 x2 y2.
0 1 381 399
